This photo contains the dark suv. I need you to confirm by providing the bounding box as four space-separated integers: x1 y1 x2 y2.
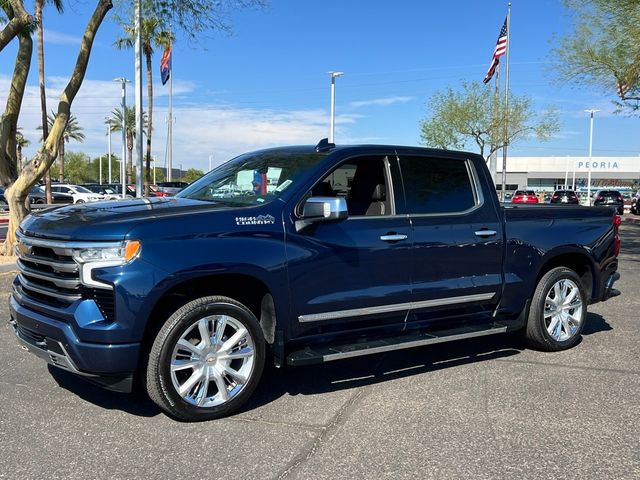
550 190 579 205
593 190 624 215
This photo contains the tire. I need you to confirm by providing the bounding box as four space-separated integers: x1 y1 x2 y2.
525 267 586 352
76 199 85 204
146 296 265 421
35 198 45 205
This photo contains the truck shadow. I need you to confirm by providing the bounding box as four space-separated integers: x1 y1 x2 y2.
47 313 613 419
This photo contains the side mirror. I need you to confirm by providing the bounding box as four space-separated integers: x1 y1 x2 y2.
296 196 348 231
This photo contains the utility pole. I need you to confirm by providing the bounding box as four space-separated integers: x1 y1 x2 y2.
106 120 112 183
134 0 143 198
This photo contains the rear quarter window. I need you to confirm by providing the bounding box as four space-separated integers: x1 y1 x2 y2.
398 156 476 214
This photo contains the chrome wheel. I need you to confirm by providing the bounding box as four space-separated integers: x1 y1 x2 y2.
544 278 583 342
170 314 255 408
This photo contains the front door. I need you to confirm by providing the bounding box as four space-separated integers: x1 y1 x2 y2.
285 154 412 340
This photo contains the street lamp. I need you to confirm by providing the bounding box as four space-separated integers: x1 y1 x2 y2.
114 77 130 198
328 71 344 144
585 109 600 205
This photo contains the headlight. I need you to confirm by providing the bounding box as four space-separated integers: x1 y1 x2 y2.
72 240 141 288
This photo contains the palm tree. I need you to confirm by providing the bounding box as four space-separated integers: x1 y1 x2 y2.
35 0 64 202
39 113 85 182
108 107 147 184
115 19 172 194
16 128 30 171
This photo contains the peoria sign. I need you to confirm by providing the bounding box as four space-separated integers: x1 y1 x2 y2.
576 160 620 170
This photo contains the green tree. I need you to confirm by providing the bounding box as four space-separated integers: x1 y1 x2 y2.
108 106 147 184
115 18 172 195
555 0 640 114
63 151 93 184
182 168 204 183
420 81 559 160
91 153 120 183
40 112 85 181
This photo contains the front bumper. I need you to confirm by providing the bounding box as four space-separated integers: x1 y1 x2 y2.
9 295 138 392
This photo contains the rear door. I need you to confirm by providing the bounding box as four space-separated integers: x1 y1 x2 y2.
396 153 504 326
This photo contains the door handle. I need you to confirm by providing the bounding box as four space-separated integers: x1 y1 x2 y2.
380 233 408 242
474 230 497 238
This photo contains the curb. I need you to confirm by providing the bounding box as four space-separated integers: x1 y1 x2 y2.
0 262 17 274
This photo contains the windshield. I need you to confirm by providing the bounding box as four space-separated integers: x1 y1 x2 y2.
74 186 92 194
177 150 328 206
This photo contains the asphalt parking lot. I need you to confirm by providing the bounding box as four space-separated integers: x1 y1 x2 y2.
1 225 639 480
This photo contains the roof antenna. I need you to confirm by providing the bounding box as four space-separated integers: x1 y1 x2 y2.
315 138 335 152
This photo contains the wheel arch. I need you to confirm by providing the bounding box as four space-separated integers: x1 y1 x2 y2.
139 273 279 359
534 250 596 302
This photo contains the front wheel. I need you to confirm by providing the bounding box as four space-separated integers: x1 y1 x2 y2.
525 267 586 351
146 296 265 421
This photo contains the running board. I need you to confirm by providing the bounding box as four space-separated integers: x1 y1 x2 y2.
286 324 508 366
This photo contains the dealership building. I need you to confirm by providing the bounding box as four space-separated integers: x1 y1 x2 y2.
494 156 640 192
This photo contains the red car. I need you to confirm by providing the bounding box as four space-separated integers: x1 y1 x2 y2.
512 190 539 204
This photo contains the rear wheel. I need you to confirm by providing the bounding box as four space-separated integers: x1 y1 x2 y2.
525 267 586 351
146 296 265 421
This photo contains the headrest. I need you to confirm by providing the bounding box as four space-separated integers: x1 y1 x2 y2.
372 183 386 201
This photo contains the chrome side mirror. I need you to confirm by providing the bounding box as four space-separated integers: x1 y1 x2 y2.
296 196 348 231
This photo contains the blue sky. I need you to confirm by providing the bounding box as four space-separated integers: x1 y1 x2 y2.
2 0 639 172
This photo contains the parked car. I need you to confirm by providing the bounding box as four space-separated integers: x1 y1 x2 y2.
0 187 7 212
81 184 121 200
550 190 580 205
51 184 103 203
28 186 74 205
10 141 621 421
511 190 539 204
0 186 73 211
593 189 624 215
630 192 640 215
155 181 188 197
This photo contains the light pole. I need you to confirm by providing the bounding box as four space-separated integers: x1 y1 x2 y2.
105 119 112 183
114 77 130 198
153 155 156 185
208 155 213 172
585 109 600 205
134 0 143 198
328 71 343 144
99 154 103 184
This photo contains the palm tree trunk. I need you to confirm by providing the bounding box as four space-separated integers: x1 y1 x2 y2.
17 145 22 171
59 140 65 182
35 0 53 204
145 43 153 196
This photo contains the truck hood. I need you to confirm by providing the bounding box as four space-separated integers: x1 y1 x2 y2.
20 197 231 241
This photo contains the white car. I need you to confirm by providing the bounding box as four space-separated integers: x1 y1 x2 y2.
51 184 103 204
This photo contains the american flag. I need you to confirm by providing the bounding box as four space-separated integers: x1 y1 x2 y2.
483 18 508 84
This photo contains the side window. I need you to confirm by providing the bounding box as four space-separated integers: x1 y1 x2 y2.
312 156 391 217
399 156 476 214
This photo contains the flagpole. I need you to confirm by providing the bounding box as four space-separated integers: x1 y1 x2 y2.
500 2 512 201
168 39 173 182
489 64 500 187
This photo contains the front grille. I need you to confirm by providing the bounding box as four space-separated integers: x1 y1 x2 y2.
14 232 115 321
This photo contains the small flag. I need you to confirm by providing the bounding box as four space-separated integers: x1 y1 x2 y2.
483 18 508 84
160 46 172 85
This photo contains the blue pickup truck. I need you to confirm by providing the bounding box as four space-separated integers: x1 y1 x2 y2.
9 141 621 421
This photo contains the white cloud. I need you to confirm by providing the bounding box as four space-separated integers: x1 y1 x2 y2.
1 74 356 172
349 96 414 109
43 29 82 46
